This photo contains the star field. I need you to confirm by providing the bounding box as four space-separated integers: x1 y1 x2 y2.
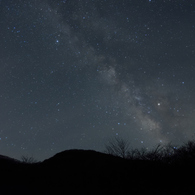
0 0 195 160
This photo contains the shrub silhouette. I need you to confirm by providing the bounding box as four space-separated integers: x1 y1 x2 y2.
21 155 37 164
104 138 195 166
167 140 195 165
1 140 195 194
104 137 130 158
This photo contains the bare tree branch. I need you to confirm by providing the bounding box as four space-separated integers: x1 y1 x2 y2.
105 137 130 158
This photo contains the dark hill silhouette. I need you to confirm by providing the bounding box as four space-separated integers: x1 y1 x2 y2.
0 149 195 194
0 154 21 165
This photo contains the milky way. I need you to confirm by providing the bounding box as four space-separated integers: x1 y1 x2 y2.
1 0 195 160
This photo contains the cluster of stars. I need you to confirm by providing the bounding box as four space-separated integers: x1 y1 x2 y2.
0 0 194 161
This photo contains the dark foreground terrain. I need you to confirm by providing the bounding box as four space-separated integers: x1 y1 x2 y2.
1 149 195 195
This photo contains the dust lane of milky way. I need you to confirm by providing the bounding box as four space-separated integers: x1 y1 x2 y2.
0 0 195 160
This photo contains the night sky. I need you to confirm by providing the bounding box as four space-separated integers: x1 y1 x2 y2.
1 0 195 161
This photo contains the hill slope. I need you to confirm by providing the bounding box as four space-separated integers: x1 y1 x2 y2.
0 150 195 194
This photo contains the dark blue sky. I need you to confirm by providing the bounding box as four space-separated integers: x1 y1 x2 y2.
1 0 195 161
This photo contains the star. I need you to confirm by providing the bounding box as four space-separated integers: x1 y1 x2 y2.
0 0 194 161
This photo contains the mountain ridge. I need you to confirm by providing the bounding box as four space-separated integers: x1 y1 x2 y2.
0 149 195 194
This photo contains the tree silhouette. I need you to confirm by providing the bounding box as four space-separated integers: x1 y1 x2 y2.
104 137 130 158
21 155 37 164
